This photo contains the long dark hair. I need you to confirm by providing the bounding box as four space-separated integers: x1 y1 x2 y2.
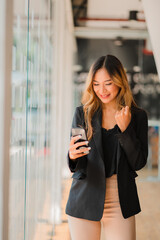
81 54 137 141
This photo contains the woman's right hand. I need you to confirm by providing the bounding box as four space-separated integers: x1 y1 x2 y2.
69 135 91 160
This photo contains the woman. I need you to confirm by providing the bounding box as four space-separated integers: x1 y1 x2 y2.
65 55 148 240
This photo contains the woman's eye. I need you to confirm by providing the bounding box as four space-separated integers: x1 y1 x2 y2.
105 83 112 86
93 83 112 86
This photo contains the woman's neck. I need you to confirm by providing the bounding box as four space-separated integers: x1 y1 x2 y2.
102 101 118 113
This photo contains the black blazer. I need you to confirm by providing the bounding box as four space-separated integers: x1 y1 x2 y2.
65 105 148 221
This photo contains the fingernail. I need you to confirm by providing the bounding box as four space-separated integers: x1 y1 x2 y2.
88 147 91 150
85 141 89 144
78 135 82 138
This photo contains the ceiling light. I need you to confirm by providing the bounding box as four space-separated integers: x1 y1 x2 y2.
114 37 123 46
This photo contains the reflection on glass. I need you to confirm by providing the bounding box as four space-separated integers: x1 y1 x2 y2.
10 0 53 239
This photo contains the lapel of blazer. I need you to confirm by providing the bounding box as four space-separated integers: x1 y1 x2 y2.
92 107 104 161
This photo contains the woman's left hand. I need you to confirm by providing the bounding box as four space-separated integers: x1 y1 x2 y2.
115 106 131 132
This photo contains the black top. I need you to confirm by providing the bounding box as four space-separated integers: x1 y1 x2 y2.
101 124 119 178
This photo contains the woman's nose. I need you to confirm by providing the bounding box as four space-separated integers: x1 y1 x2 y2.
99 85 107 94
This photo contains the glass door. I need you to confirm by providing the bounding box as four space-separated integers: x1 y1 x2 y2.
10 1 54 239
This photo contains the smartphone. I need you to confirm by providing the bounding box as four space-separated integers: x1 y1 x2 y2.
71 127 89 154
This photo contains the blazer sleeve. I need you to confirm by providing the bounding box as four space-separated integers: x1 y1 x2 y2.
116 109 148 171
67 106 88 173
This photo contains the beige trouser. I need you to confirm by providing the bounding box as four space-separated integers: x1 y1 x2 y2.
67 174 136 240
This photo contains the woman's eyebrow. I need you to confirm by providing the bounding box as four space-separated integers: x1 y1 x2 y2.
93 79 111 82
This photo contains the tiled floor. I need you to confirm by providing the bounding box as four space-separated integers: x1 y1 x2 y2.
53 178 71 240
136 179 160 239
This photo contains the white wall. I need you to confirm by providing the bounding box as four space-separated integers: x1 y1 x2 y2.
0 0 13 239
50 0 76 224
87 0 143 18
142 0 160 79
0 0 5 237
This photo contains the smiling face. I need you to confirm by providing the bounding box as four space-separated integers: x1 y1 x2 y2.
92 68 120 107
